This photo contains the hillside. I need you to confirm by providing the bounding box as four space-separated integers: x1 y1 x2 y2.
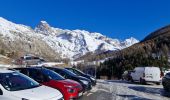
143 25 170 41
98 25 170 78
0 55 12 64
121 25 170 59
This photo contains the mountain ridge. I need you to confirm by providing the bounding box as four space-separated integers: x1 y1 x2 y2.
0 17 139 60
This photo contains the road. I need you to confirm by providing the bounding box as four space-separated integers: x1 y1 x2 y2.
80 80 170 100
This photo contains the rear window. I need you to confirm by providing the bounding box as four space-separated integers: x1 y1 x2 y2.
41 69 65 80
63 69 77 76
25 57 32 60
166 73 170 76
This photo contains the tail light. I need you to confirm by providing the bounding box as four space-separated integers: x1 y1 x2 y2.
160 72 164 78
143 73 145 77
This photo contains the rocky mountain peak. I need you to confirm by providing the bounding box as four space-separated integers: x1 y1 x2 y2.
39 21 50 27
120 37 139 47
35 21 55 35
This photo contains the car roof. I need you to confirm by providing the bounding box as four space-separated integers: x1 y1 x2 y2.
65 67 73 69
45 67 63 70
0 69 15 73
14 66 43 69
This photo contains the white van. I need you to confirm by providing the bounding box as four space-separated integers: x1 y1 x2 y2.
0 69 63 100
130 67 162 84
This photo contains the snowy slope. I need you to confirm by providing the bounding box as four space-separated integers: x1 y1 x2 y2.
0 17 35 39
0 17 139 59
0 17 59 60
120 37 139 48
35 21 139 58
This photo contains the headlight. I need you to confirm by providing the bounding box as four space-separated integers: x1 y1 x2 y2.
67 88 75 93
64 85 75 93
80 80 88 85
22 98 29 100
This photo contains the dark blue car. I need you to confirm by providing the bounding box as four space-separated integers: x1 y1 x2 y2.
65 68 96 86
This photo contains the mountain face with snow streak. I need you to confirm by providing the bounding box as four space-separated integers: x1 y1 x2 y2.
0 17 139 59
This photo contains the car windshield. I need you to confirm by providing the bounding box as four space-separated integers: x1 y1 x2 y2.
41 69 65 80
63 69 77 76
73 68 85 75
0 72 40 91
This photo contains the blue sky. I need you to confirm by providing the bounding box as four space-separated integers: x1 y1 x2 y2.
0 0 170 40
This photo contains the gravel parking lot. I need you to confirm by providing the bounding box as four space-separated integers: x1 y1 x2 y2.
80 80 170 100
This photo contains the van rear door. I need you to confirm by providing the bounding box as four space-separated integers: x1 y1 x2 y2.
144 67 160 82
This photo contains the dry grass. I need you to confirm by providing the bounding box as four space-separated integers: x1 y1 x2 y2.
0 55 12 64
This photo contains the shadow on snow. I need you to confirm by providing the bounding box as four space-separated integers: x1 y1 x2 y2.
129 86 170 97
117 94 153 100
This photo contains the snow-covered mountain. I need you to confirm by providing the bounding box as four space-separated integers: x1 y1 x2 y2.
120 37 139 48
0 17 139 59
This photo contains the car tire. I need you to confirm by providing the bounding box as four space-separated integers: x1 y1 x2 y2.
127 77 131 81
163 82 169 92
140 78 145 85
130 76 134 82
163 86 169 92
156 82 160 85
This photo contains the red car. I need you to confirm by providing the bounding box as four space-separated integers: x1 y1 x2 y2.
13 67 83 100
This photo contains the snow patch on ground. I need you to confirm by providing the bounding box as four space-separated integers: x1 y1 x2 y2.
81 80 170 100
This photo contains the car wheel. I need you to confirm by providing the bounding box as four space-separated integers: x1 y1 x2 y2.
163 82 169 92
127 77 131 81
156 82 160 85
130 76 134 82
140 78 145 85
163 86 169 92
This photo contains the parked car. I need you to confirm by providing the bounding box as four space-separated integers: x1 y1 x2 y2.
13 67 83 100
65 67 96 86
15 54 45 65
0 69 63 100
45 67 92 92
162 72 170 91
130 67 163 84
163 68 170 76
122 70 132 81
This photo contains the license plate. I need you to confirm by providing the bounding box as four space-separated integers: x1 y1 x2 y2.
78 92 83 97
147 76 153 78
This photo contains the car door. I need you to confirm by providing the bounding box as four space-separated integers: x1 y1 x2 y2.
135 68 144 81
132 68 140 81
131 69 137 80
0 84 18 100
135 69 141 81
70 69 82 76
59 71 69 79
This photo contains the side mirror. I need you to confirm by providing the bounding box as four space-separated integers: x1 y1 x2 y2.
63 75 68 79
0 89 3 95
34 75 44 83
36 78 44 83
